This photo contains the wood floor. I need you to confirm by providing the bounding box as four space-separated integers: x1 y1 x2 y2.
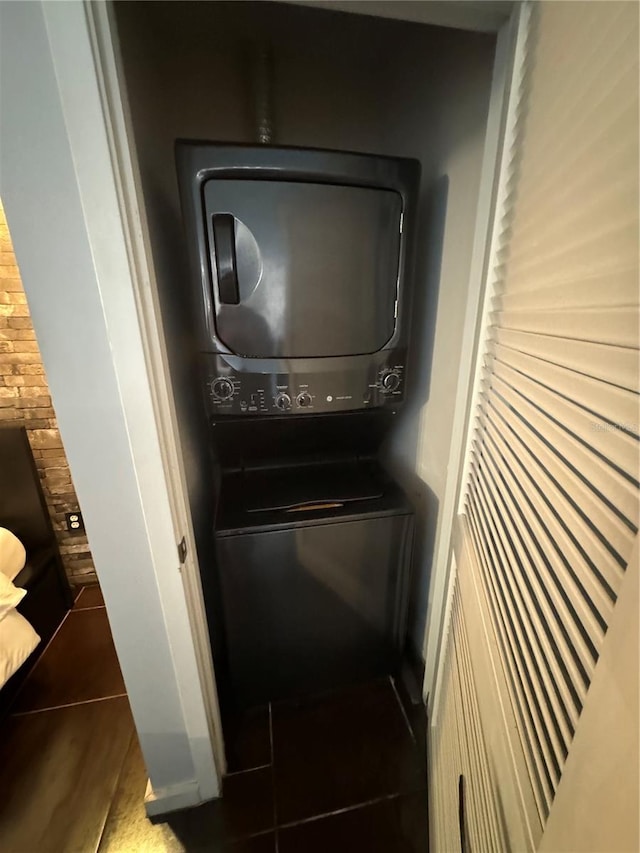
0 585 134 853
0 585 429 852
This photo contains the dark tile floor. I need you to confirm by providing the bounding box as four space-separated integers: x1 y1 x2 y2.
11 606 126 712
0 584 429 852
0 585 133 853
272 679 426 825
75 583 106 609
103 679 429 851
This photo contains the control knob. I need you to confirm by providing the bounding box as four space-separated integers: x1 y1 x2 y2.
381 371 401 392
296 392 313 408
275 392 292 411
212 378 234 400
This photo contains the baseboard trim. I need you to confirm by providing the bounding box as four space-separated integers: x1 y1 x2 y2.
144 778 217 817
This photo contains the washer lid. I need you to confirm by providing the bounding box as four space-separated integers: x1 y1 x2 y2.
242 462 384 514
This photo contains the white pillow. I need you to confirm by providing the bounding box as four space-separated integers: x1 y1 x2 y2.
0 527 27 580
0 571 26 623
0 608 40 688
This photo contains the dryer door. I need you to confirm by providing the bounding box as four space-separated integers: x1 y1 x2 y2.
203 179 402 359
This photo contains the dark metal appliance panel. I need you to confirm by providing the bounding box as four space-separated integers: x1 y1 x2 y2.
216 512 413 708
204 180 402 359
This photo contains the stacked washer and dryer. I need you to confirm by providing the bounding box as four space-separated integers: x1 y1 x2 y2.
177 142 421 710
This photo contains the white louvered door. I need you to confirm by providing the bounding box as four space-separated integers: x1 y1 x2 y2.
430 1 639 849
432 581 509 853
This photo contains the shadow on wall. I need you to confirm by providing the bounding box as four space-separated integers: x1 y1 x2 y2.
403 473 439 666
383 175 449 654
406 174 449 408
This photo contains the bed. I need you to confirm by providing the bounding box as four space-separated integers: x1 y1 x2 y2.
0 426 73 714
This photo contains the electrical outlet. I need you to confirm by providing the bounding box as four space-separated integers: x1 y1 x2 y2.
65 511 85 533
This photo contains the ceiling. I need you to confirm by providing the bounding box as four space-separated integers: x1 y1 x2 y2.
282 0 514 33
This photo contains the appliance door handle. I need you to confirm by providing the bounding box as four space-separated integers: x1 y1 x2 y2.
458 774 467 853
212 214 240 305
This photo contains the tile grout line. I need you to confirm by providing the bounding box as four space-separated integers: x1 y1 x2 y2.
225 763 272 778
226 828 276 846
277 791 405 832
268 702 274 767
6 600 76 712
389 675 417 745
73 605 106 612
7 587 106 713
268 701 279 853
11 693 129 716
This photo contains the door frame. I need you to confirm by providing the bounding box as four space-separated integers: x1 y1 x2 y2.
83 0 227 778
0 0 224 814
84 0 528 732
79 0 523 776
85 0 524 730
421 2 532 715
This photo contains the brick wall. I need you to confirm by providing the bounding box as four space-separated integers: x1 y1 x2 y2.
0 201 97 585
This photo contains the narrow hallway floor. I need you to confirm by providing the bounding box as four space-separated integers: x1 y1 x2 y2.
0 587 429 852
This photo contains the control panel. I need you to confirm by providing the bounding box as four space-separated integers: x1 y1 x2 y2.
202 352 406 417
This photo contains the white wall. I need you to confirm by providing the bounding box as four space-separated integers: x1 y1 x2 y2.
379 26 496 651
114 0 495 662
0 0 219 811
